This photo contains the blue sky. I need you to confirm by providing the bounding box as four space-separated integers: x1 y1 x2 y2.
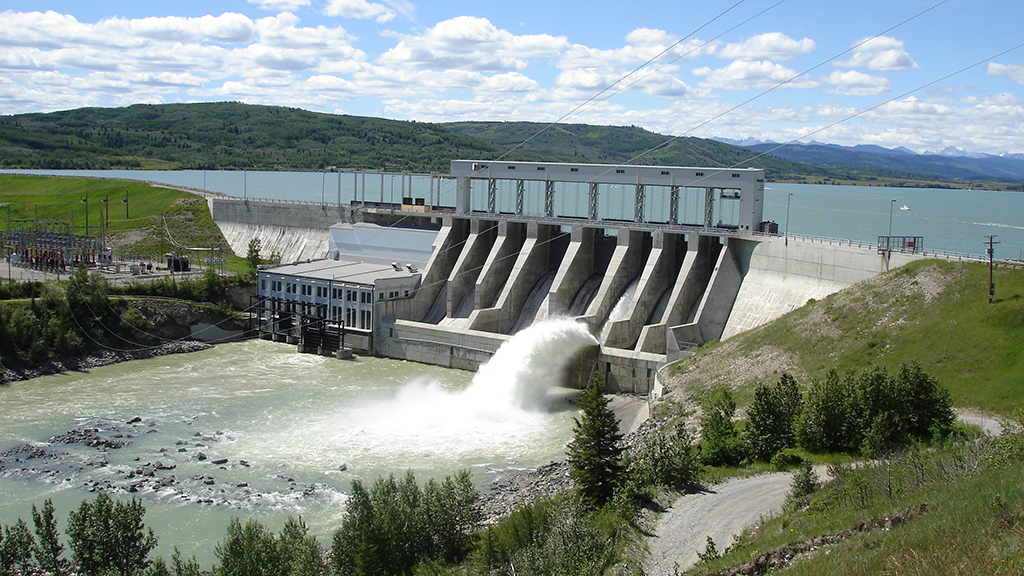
2 0 1023 154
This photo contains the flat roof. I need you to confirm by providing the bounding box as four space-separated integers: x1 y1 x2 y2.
260 258 419 286
328 222 437 265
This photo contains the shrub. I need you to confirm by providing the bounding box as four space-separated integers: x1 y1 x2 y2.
744 374 803 461
698 387 744 467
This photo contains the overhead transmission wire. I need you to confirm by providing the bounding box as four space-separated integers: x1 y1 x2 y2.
494 0 754 162
593 0 954 179
401 0 1018 302
338 0 770 255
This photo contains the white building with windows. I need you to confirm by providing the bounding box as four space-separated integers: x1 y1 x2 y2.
255 222 436 351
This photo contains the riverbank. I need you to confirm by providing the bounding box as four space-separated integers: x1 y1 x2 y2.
0 340 212 385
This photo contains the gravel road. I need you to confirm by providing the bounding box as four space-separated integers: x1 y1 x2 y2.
645 472 795 575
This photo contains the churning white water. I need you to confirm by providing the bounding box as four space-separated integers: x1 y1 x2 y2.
600 278 640 341
0 318 598 565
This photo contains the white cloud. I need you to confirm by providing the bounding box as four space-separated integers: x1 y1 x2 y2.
823 70 890 96
324 0 395 22
560 30 712 69
718 32 816 62
248 0 311 11
987 63 1024 85
379 16 569 72
693 60 819 91
833 36 918 71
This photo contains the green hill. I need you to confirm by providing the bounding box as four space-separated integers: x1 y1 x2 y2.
663 259 1024 416
0 102 502 172
0 101 989 187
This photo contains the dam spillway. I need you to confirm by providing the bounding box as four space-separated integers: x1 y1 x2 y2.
213 160 927 394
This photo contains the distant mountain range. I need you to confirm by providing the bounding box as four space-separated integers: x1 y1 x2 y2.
715 138 1024 181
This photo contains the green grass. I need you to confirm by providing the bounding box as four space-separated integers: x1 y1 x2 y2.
667 259 1024 416
687 436 1024 575
0 174 244 271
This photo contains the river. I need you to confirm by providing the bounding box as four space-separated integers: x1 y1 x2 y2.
2 169 1021 259
0 319 596 566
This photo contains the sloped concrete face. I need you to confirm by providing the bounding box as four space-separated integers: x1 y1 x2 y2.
218 221 329 264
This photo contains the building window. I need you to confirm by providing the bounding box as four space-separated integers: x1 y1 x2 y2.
507 165 516 170
361 292 372 304
536 166 545 171
695 172 703 177
732 173 740 178
261 279 266 290
661 171 670 175
570 168 578 172
616 169 625 173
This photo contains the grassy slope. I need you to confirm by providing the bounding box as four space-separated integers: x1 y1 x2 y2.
663 259 1024 416
0 174 236 267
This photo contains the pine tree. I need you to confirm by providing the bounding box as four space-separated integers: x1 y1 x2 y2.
32 499 66 575
567 376 624 507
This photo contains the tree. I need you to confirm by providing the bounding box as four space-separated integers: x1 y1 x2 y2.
797 371 855 453
32 499 66 575
2 519 36 575
66 493 157 576
566 376 624 507
698 387 744 467
276 517 325 576
215 518 282 576
331 469 480 576
246 238 262 280
744 374 803 461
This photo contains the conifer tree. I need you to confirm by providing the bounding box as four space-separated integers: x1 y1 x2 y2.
567 376 624 507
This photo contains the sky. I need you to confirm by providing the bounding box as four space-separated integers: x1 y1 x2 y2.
2 0 1023 155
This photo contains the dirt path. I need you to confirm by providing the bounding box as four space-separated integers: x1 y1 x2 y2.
644 472 796 575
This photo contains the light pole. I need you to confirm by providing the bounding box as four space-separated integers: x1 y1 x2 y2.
785 193 793 246
888 199 896 238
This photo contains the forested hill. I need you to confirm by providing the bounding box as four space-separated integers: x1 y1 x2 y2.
0 102 502 172
0 101 1008 187
2 102 812 175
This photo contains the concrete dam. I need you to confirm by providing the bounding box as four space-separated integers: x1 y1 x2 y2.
212 160 925 393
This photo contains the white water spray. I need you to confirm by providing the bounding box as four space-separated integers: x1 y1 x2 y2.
600 278 639 341
464 317 599 410
339 318 598 463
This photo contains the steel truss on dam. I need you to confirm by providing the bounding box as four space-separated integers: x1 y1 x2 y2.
372 160 769 395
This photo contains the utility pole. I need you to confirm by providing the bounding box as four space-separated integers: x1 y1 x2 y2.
985 234 999 303
785 193 792 246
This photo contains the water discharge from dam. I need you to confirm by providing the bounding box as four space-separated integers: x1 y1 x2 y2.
0 319 596 565
600 279 640 342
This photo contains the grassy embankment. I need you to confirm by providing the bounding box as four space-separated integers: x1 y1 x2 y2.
664 258 1024 417
656 259 1024 575
0 174 243 271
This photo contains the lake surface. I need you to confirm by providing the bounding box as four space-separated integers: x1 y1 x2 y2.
2 169 1021 259
0 319 593 566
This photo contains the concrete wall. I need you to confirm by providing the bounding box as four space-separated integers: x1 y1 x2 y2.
211 198 350 263
720 235 922 339
446 219 497 318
